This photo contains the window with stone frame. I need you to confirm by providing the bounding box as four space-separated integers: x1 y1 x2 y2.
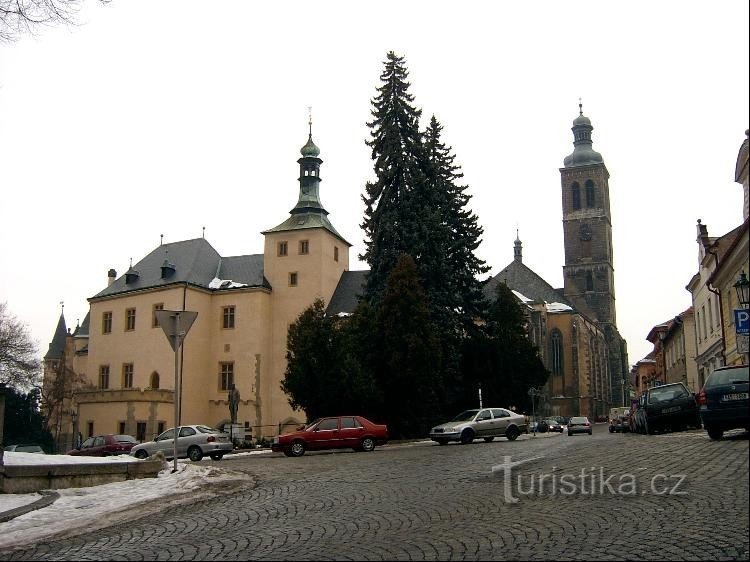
299 240 309 255
278 241 288 257
585 180 596 207
99 365 110 389
223 306 236 329
152 303 164 328
125 308 136 331
289 272 298 287
122 363 134 388
102 311 113 334
219 362 234 391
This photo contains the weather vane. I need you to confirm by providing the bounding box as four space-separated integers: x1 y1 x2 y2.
308 106 312 136
579 97 583 116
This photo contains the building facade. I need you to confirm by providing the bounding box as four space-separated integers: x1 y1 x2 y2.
43 131 351 446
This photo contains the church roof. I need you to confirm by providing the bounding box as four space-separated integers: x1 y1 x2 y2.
485 260 575 311
44 313 67 360
327 270 368 316
91 238 269 300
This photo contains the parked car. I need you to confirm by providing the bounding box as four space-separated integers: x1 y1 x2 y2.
608 407 631 433
67 434 137 457
544 418 564 433
3 444 45 453
634 382 701 435
130 425 232 461
429 408 527 445
567 416 592 435
271 416 388 457
698 365 749 440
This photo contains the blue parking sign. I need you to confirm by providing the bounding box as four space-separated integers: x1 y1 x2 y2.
735 309 750 335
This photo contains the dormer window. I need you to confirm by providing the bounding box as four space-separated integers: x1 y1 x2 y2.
125 268 140 284
161 260 176 279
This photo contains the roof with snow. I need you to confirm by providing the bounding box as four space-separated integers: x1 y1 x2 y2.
485 259 575 311
91 239 269 300
327 270 368 316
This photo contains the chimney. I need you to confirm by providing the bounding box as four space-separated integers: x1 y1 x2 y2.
108 268 117 287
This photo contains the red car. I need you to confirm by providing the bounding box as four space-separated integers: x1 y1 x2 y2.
271 416 388 457
67 434 138 457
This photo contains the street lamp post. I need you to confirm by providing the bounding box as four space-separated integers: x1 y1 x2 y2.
658 329 667 385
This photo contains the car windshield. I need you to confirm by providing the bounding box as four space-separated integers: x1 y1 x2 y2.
304 419 321 430
544 419 557 424
648 385 689 404
116 435 137 443
705 367 749 387
452 410 479 422
196 426 217 434
570 417 588 424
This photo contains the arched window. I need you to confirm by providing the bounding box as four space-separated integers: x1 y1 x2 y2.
585 180 595 207
571 182 581 210
586 271 594 291
550 329 564 376
150 372 160 389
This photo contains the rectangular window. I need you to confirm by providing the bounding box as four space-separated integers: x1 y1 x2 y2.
334 246 339 262
122 363 134 389
152 303 164 328
219 362 234 391
118 422 126 435
223 306 236 329
99 365 110 389
701 305 707 340
299 240 309 255
103 312 112 334
136 422 147 442
126 308 136 331
708 298 714 332
278 241 288 256
87 422 94 438
715 297 721 328
696 311 702 342
157 421 165 435
289 272 298 287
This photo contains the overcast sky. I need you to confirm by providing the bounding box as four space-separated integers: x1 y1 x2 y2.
0 1 748 369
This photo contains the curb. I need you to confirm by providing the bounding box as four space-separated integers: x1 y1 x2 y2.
0 490 60 523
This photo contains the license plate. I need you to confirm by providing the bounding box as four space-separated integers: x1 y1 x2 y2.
721 392 749 401
661 406 680 414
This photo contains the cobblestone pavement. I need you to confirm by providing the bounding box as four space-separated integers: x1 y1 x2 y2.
1 426 748 560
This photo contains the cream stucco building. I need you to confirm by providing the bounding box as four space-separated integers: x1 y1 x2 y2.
43 131 352 446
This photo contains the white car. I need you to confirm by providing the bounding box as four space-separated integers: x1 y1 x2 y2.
429 408 527 445
130 425 232 461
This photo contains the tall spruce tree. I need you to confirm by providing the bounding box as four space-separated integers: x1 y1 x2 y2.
374 254 442 438
361 51 427 304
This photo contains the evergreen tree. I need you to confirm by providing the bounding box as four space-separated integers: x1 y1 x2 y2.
281 299 379 421
2 387 54 451
373 254 442 437
361 51 427 304
463 282 549 412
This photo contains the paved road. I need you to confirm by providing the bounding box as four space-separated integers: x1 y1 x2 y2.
1 426 748 560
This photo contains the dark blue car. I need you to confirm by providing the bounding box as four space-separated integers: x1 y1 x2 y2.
698 365 749 440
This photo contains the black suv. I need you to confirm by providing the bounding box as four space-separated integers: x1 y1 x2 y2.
698 365 749 440
634 382 701 435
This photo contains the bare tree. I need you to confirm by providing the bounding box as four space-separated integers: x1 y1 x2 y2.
0 0 109 42
0 302 41 390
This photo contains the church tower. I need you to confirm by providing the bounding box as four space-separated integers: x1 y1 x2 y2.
560 103 628 406
560 103 616 325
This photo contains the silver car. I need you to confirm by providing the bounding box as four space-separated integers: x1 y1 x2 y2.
429 408 527 445
130 425 233 461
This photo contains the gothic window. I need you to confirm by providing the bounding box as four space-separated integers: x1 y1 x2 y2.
550 330 564 376
585 180 596 207
571 182 581 210
150 372 160 389
586 271 594 291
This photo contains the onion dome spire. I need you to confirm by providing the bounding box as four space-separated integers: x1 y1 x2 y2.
564 99 603 168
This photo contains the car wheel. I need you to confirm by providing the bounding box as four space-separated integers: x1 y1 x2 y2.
483 436 495 443
588 430 593 435
360 437 376 452
645 419 655 435
460 429 475 444
289 440 306 457
134 449 148 460
209 453 223 461
436 439 448 446
568 431 574 436
188 446 203 462
706 426 723 440
505 426 520 441
609 426 614 433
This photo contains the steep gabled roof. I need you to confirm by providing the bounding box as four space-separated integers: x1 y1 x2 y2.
44 313 67 360
73 312 90 338
484 259 575 310
327 270 368 316
91 239 268 300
